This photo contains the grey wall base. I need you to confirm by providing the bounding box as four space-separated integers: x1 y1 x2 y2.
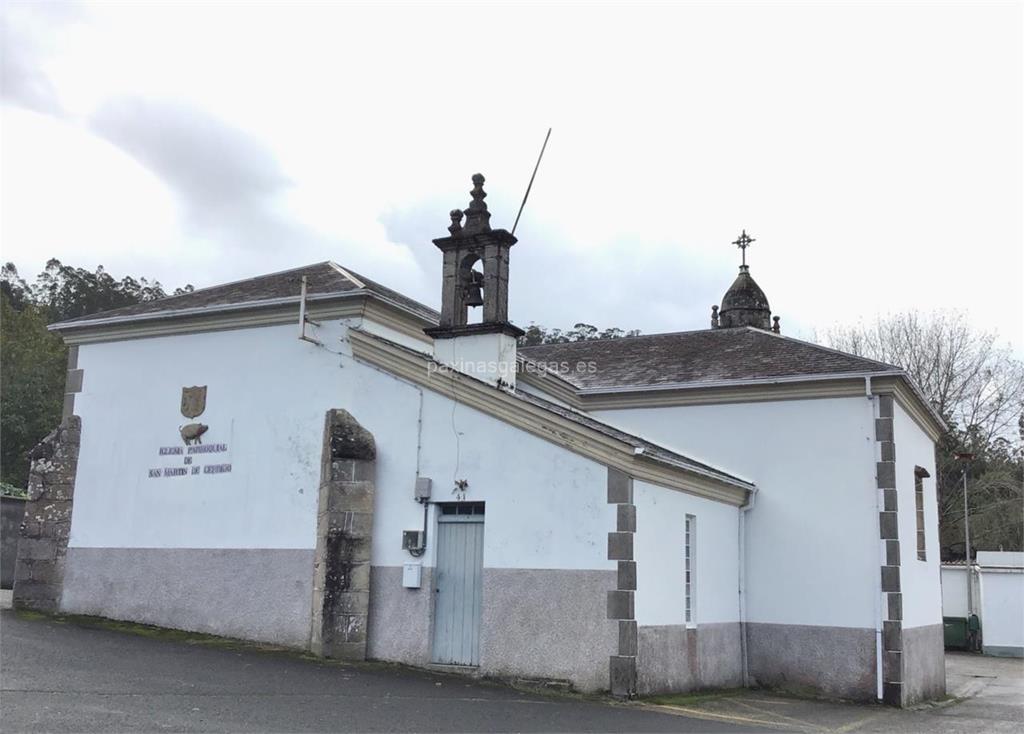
636 623 742 695
746 622 877 701
901 624 946 704
480 568 616 693
367 565 616 693
61 547 314 648
982 645 1024 658
367 565 434 666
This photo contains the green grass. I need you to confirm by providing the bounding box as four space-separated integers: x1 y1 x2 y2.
643 688 747 706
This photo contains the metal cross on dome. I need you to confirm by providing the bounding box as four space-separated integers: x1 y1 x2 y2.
732 230 756 267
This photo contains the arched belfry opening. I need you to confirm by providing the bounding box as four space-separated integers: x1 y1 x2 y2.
425 174 523 338
459 253 485 325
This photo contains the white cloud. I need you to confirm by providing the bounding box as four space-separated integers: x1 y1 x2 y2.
1 1 1020 352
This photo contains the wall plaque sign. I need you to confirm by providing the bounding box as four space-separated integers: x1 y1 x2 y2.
148 385 231 479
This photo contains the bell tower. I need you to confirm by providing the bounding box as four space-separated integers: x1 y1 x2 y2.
425 174 523 387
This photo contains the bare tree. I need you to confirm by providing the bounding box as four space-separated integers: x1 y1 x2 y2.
827 311 1023 556
828 311 1024 447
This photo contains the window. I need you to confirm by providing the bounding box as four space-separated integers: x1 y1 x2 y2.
914 467 930 561
685 514 696 624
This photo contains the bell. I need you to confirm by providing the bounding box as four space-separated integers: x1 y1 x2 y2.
465 282 484 308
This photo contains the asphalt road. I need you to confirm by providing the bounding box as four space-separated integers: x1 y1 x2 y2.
0 611 768 733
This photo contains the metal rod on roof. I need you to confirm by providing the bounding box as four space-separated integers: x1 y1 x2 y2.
511 127 552 236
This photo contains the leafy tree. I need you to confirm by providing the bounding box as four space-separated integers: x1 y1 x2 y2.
519 323 641 347
0 261 193 488
827 311 1024 556
0 292 67 486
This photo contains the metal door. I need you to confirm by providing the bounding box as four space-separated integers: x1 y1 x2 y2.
432 504 484 666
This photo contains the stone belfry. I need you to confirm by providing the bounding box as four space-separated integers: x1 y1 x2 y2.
425 174 523 387
425 173 523 338
712 230 780 333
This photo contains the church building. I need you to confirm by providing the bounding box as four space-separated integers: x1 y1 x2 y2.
14 174 946 707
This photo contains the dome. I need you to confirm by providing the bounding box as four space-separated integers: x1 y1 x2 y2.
718 265 771 330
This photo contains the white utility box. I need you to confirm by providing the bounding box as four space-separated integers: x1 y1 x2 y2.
402 562 422 589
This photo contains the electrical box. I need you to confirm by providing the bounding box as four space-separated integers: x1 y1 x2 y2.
402 530 424 551
402 562 422 588
415 477 432 502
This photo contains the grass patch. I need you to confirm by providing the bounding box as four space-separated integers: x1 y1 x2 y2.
644 687 747 706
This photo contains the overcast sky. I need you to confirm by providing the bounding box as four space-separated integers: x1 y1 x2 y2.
2 1 1021 352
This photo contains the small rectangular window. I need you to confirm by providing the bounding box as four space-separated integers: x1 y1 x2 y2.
685 514 696 624
914 468 928 561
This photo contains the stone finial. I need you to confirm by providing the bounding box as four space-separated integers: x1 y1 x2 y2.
711 305 720 328
448 209 464 236
772 315 781 334
461 173 491 235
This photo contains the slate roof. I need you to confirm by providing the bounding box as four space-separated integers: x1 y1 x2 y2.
51 261 440 328
519 327 900 391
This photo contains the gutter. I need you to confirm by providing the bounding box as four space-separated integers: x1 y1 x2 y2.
577 370 908 395
631 446 756 492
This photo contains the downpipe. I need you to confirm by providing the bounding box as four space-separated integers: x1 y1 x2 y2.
738 485 758 688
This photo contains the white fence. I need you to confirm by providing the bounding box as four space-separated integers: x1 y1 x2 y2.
941 551 1024 658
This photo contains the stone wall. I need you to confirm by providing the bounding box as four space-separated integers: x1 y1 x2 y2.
310 409 376 659
12 416 82 612
607 467 637 697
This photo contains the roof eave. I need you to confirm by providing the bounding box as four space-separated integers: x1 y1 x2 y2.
48 289 438 333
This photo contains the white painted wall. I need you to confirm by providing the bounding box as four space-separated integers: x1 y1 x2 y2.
978 569 1024 651
70 318 614 573
593 398 879 629
633 479 739 626
893 402 942 629
432 332 517 387
940 566 970 618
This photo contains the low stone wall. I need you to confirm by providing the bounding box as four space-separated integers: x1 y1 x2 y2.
1 496 27 588
13 416 81 612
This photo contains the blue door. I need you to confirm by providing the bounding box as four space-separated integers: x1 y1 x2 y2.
432 504 484 666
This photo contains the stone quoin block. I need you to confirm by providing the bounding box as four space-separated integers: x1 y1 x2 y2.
875 418 894 442
886 540 901 566
881 565 901 593
617 504 636 533
617 560 637 591
609 655 637 698
876 462 896 489
878 395 894 418
607 469 633 505
883 682 903 707
880 441 896 462
879 511 899 540
607 532 634 561
883 620 903 651
887 593 903 621
607 590 634 620
618 620 638 656
883 650 903 682
883 489 898 512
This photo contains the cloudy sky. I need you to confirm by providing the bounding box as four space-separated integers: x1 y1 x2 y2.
2 1 1021 351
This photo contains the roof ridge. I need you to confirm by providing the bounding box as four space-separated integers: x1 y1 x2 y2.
744 326 902 371
520 326 747 349
168 261 336 300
